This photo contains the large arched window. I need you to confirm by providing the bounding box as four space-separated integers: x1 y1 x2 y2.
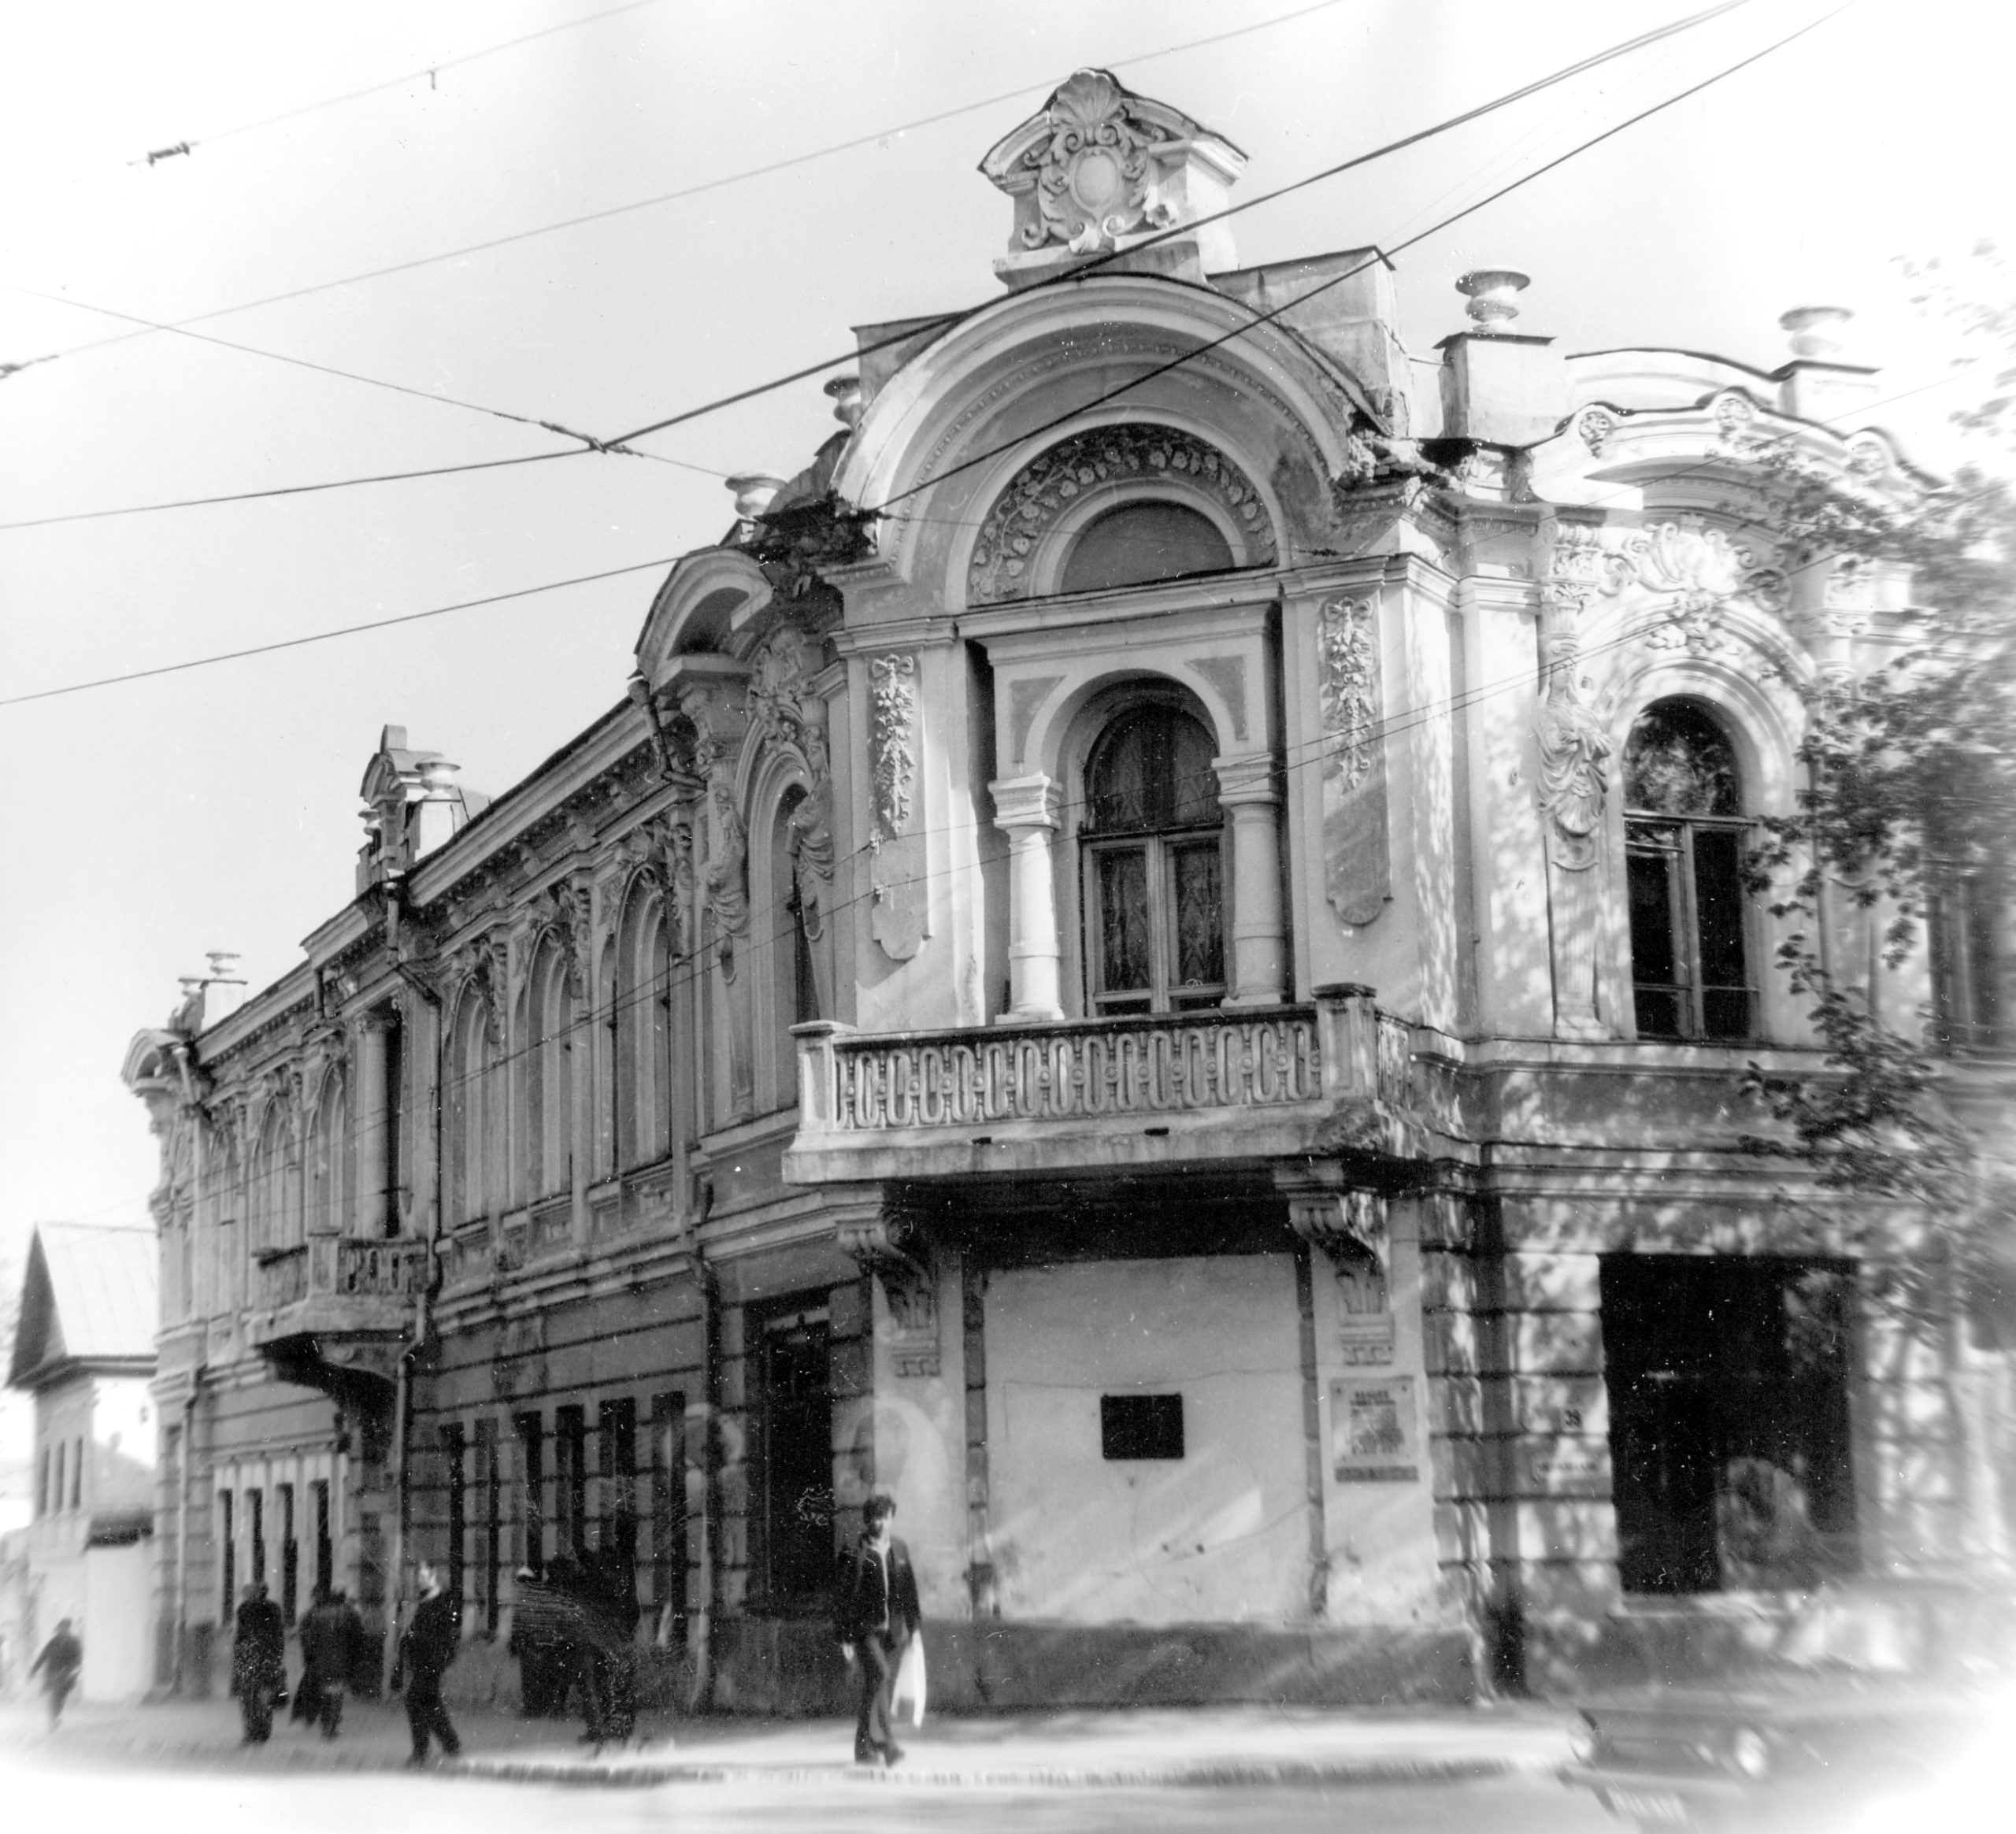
1062 502 1235 596
615 893 673 1170
1624 698 1755 1040
307 1073 349 1236
254 1106 290 1254
525 941 573 1201
769 785 820 1110
1080 702 1225 1014
445 989 493 1224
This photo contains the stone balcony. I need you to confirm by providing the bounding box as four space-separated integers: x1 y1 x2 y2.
785 985 1425 1185
246 1235 431 1389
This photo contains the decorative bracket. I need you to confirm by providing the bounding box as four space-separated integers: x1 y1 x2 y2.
837 1204 940 1378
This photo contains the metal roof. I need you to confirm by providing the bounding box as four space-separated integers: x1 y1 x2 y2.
6 1222 157 1390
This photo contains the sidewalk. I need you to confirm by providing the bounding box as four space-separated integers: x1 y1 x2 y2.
0 1692 1577 1789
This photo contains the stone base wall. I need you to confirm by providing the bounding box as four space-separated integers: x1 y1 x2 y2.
702 1617 1473 1714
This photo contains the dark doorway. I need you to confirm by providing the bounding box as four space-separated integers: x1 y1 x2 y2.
1603 1254 1857 1593
756 1305 834 1606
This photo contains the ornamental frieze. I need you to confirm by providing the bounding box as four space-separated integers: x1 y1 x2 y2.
967 425 1273 605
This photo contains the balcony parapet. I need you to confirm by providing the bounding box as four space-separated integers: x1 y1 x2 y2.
246 1235 430 1377
787 985 1421 1184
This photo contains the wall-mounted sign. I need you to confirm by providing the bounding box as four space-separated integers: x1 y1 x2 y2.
1332 1374 1419 1482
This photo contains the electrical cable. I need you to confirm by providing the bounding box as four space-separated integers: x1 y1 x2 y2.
2 0 1758 545
0 1 1750 532
125 0 679 165
8 0 1358 378
0 552 681 710
862 0 1854 519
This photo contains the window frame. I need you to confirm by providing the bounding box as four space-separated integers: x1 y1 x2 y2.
1077 699 1229 1018
1622 699 1759 1043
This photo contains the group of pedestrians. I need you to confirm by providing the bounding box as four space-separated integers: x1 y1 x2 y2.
507 1547 641 1747
231 1579 367 1744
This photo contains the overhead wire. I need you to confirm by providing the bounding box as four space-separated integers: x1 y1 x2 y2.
7 0 1358 378
1 2 1755 536
0 553 683 710
862 0 1854 519
0 2 1856 709
124 0 680 166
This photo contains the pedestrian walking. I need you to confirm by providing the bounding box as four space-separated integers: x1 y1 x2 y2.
834 1493 923 1767
395 1561 462 1764
506 1566 569 1717
29 1619 83 1730
231 1582 287 1744
296 1584 366 1739
582 1543 641 1746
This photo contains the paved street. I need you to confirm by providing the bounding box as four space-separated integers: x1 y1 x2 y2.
2 1751 1609 1834
0 1692 1597 1831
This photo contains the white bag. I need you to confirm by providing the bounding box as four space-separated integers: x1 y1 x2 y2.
890 1636 927 1728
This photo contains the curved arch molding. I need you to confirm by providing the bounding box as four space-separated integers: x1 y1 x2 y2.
969 424 1276 605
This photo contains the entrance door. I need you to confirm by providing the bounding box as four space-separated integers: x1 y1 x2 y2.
1603 1254 1856 1594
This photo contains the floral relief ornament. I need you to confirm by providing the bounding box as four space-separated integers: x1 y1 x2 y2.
1536 638 1610 871
869 654 917 844
1318 598 1378 789
967 425 1272 604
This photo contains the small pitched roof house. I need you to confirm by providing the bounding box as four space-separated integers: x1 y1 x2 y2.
3 1222 158 1700
8 1223 157 1391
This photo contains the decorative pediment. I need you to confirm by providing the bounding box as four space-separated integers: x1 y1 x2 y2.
980 69 1246 273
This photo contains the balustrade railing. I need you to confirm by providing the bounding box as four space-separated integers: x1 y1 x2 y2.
335 1237 429 1298
799 989 1410 1138
254 1244 308 1309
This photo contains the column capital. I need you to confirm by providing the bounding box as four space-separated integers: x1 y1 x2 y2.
1212 748 1279 806
988 772 1060 832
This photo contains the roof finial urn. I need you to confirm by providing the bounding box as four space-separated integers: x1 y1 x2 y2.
1457 269 1530 332
1780 305 1854 361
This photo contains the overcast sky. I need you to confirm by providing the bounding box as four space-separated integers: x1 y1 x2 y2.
0 0 2009 1274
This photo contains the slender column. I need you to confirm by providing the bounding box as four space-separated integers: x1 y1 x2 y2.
1215 750 1288 1007
354 1013 391 1236
989 773 1063 1022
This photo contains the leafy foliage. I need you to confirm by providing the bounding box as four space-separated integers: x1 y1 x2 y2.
1733 254 2016 1341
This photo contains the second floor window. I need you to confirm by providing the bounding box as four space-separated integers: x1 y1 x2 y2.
1625 698 1754 1041
1081 703 1225 1015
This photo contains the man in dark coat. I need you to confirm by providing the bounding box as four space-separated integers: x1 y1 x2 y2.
506 1566 569 1717
232 1582 287 1744
30 1618 83 1729
296 1585 366 1738
581 1543 641 1746
398 1562 462 1763
834 1493 922 1766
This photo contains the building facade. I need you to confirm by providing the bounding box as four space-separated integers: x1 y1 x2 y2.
3 1223 158 1701
126 72 2010 1706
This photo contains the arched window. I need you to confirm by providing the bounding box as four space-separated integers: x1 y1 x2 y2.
1062 502 1236 596
527 943 573 1200
770 786 819 1110
445 990 492 1224
1624 698 1755 1040
1080 702 1225 1014
254 1106 288 1254
308 1075 348 1236
616 894 673 1170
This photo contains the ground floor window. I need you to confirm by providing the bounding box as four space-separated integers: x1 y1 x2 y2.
650 1392 687 1644
442 1422 466 1613
515 1412 543 1575
1603 1253 1856 1594
755 1302 833 1606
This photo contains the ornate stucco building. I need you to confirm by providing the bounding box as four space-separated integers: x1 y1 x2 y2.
125 70 2008 1706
